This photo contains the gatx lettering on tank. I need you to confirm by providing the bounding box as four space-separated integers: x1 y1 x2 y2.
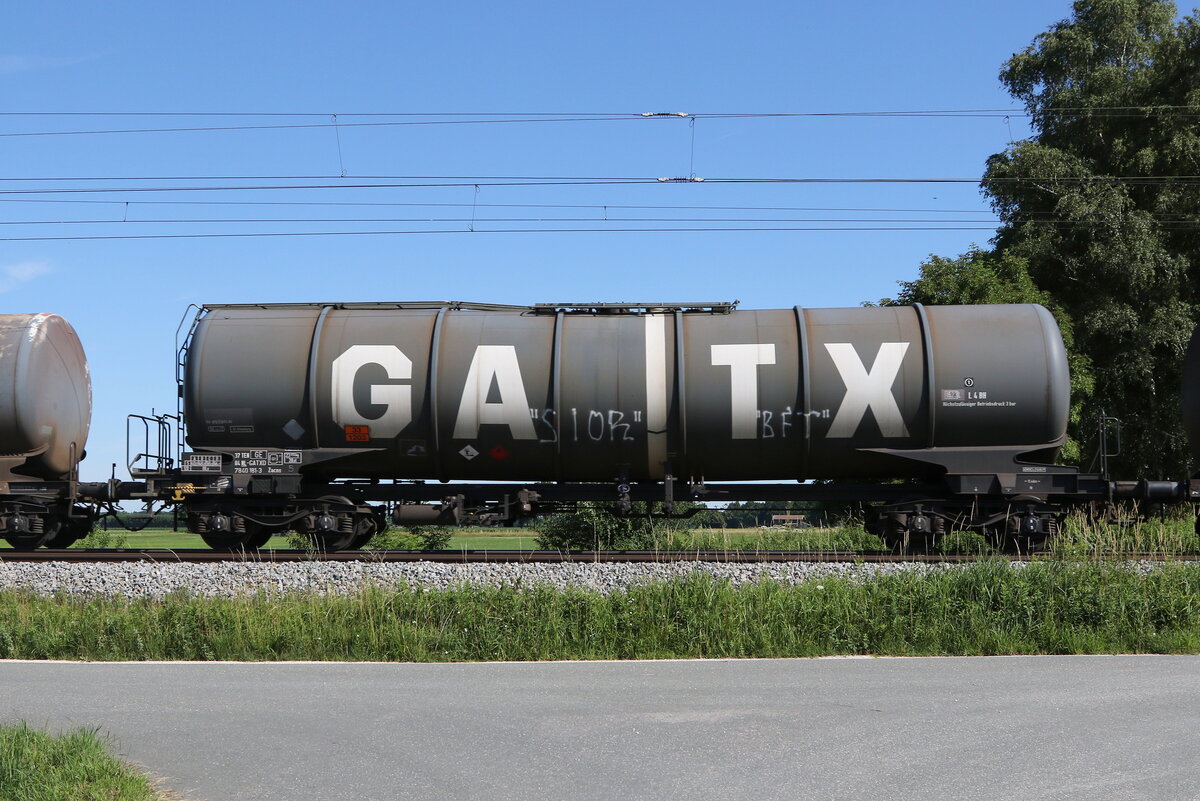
329 338 913 441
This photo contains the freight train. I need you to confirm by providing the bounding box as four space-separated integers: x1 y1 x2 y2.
2 301 1198 553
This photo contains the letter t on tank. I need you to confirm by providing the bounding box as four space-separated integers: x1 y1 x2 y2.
711 344 776 439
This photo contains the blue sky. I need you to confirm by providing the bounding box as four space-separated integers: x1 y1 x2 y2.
2 0 1081 479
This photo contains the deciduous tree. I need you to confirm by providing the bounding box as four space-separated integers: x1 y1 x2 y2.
888 0 1200 477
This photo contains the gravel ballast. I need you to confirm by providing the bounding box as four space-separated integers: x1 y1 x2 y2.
0 560 978 599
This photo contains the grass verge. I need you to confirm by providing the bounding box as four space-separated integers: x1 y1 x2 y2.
1 514 1193 555
1 561 1199 660
636 525 886 552
0 723 165 801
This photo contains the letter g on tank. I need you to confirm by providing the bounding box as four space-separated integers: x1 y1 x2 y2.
331 345 412 438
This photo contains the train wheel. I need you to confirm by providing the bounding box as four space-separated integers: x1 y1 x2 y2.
4 533 54 550
194 514 277 551
895 531 933 555
45 515 92 548
199 531 252 551
996 512 1056 554
880 512 933 555
4 516 62 550
241 522 276 550
308 513 381 552
4 537 46 551
1009 537 1049 554
980 524 1004 552
201 528 274 551
301 497 358 552
347 515 380 550
999 531 1051 554
308 529 356 552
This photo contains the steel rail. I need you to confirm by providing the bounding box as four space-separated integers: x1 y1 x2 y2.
0 549 1193 564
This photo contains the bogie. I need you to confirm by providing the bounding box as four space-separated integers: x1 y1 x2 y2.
867 501 1058 555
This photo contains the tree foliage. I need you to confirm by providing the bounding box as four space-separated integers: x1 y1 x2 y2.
888 0 1200 478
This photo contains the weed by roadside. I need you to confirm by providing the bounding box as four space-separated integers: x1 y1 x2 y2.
0 723 166 801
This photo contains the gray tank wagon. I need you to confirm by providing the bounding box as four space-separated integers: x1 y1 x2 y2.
0 313 95 548
182 301 1070 483
155 299 1132 552
1 300 1194 554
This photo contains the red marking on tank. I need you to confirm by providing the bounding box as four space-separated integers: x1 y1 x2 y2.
489 445 510 460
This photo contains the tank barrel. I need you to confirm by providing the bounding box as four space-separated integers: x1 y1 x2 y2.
0 314 90 481
182 302 1072 484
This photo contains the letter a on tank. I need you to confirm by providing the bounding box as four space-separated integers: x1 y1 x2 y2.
824 342 910 438
452 345 538 440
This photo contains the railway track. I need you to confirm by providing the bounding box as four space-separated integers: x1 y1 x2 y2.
0 549 1192 564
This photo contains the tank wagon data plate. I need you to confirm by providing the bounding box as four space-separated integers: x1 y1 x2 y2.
180 454 221 473
181 451 302 475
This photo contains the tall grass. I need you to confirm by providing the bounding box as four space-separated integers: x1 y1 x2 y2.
1 561 1199 661
1051 511 1200 557
47 512 1200 556
644 525 885 552
0 723 164 801
677 512 1200 556
542 510 1200 556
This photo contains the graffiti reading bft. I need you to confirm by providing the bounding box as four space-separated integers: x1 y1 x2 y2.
330 339 911 442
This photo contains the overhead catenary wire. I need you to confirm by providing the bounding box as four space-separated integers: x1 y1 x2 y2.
0 197 1002 212
1 171 1198 182
0 107 1188 246
0 217 1014 225
0 227 1010 242
8 219 1200 242
0 179 657 195
7 196 1191 220
0 175 1198 196
0 116 651 138
3 106 1200 116
4 216 1196 225
0 174 658 181
0 106 1190 231
0 104 1195 137
0 111 647 117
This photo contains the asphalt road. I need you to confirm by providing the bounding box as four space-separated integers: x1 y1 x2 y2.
1 656 1198 801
